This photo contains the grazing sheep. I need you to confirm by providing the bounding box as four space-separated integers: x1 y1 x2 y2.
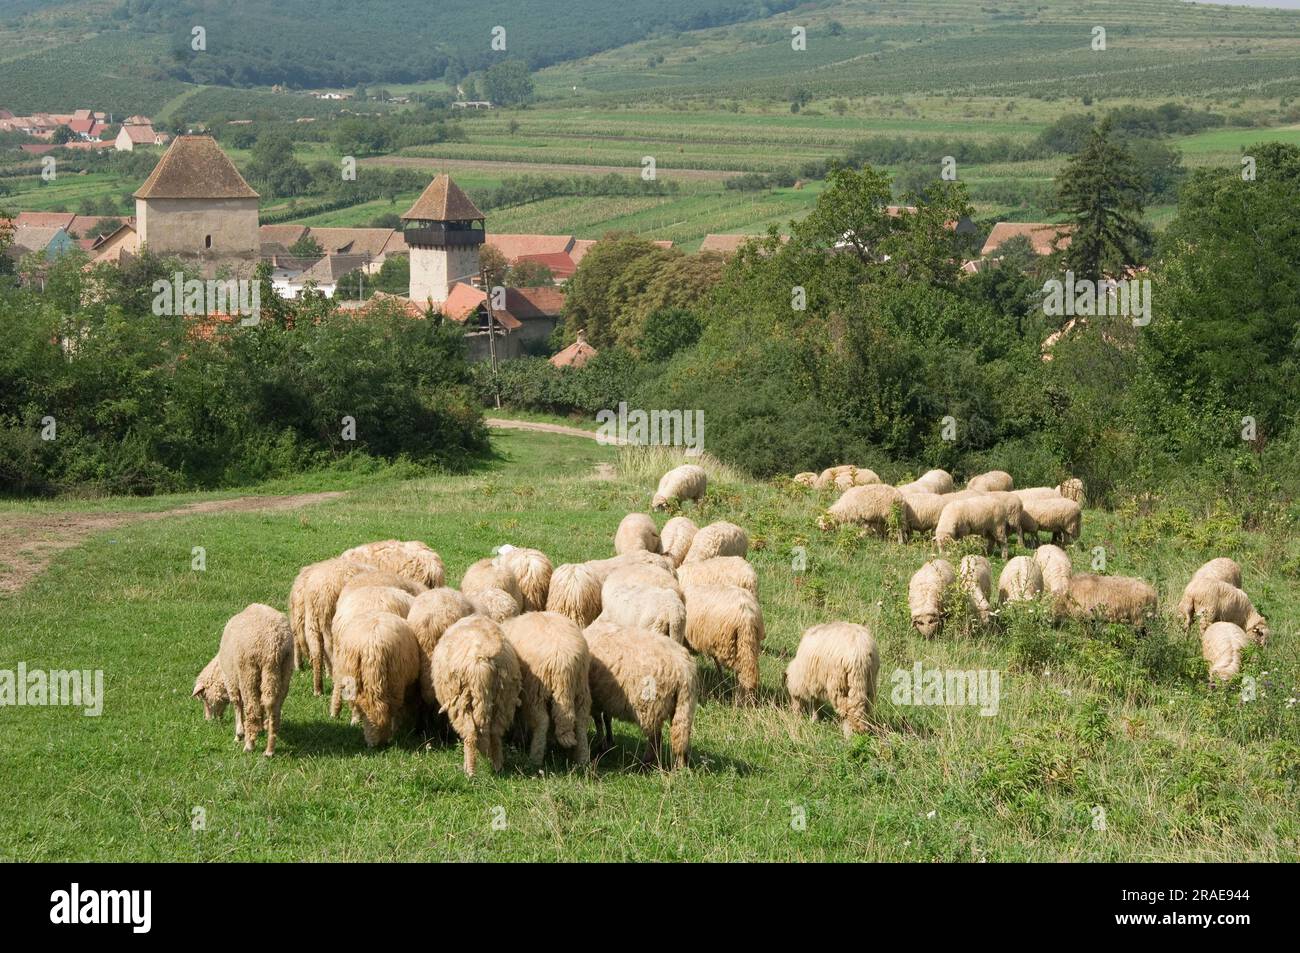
1014 487 1062 503
817 465 858 490
329 611 421 745
823 484 906 542
984 490 1034 548
1034 545 1073 597
1056 574 1157 628
432 615 522 776
909 559 957 637
605 563 682 600
1176 578 1269 643
496 546 553 612
917 469 955 494
347 569 427 597
934 496 1008 559
468 587 521 623
192 604 294 756
998 556 1044 603
958 555 993 623
681 584 765 705
407 588 475 705
546 563 603 628
652 464 708 510
1190 557 1243 589
288 557 373 696
460 557 524 605
584 550 677 584
658 516 699 567
583 621 697 769
676 555 758 595
901 490 951 535
333 585 414 631
1021 496 1082 546
501 612 592 766
339 540 445 589
1202 621 1252 682
792 472 819 487
967 470 1014 493
615 512 661 555
1057 477 1086 506
683 520 750 562
597 580 687 645
785 622 879 737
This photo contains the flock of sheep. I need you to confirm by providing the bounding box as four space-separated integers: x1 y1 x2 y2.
189 459 1272 772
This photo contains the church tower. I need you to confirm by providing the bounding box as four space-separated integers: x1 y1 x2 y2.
401 174 485 305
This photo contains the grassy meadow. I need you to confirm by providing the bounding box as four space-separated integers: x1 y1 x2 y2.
0 428 1296 861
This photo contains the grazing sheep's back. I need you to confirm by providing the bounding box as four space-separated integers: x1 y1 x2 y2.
501 612 592 764
1057 477 1086 505
792 472 819 487
432 616 522 775
340 540 445 589
1191 557 1243 589
1022 496 1082 544
546 563 603 628
1034 545 1073 596
615 513 661 555
203 603 295 755
676 556 758 595
407 588 475 704
917 469 954 493
1015 487 1062 503
967 470 1014 493
901 491 950 534
331 610 420 747
909 559 957 637
959 555 993 622
1058 574 1157 627
683 521 749 563
347 568 427 597
468 587 521 623
1176 577 1267 642
934 497 1007 556
998 556 1044 603
652 464 708 510
288 557 373 694
599 580 687 645
334 585 413 631
682 583 765 703
460 558 524 605
825 485 905 540
785 621 879 736
605 563 682 600
1202 621 1250 681
496 546 553 612
659 516 699 567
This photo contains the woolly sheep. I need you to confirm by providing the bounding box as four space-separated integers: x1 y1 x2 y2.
496 545 553 612
676 555 758 595
909 559 957 637
934 496 1008 559
460 557 524 605
658 516 699 567
823 484 906 542
785 621 879 737
683 520 750 562
1057 477 1086 506
615 512 661 555
1056 574 1157 628
339 539 445 589
605 563 683 600
468 586 521 623
1176 577 1269 644
1014 487 1062 503
346 569 427 597
597 580 687 645
901 491 951 535
1034 545 1073 597
407 588 475 705
1021 496 1082 546
546 563 603 628
917 469 955 494
333 585 413 631
1190 557 1243 589
1202 621 1251 682
329 610 420 745
998 556 1044 603
817 465 862 490
432 615 522 776
501 612 592 765
681 583 766 705
288 557 373 696
652 464 708 510
984 490 1034 548
792 472 819 487
967 470 1014 493
583 621 697 769
584 550 676 584
958 555 993 624
193 603 294 756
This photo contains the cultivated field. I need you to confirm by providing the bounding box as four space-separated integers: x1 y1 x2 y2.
0 429 1295 861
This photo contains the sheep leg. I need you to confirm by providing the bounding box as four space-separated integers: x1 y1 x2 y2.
527 702 549 766
645 725 663 768
489 732 505 773
463 730 478 777
264 702 279 757
329 680 342 719
602 711 615 751
573 716 591 767
232 694 244 742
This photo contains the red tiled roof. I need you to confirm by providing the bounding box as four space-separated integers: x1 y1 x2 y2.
15 211 76 229
401 174 484 221
981 222 1074 257
503 286 564 319
513 251 574 280
121 124 159 144
550 335 597 368
485 233 574 261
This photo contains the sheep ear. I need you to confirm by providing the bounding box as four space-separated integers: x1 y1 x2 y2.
192 681 205 698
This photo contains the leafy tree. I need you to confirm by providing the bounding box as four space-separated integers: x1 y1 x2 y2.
561 234 662 348
289 235 324 259
51 125 76 144
483 61 534 106
1055 118 1150 281
245 133 311 197
508 260 555 287
479 245 508 289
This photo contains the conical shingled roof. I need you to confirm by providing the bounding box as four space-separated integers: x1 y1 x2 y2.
401 174 484 221
133 135 259 200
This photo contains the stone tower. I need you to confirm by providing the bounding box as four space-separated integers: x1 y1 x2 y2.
401 174 485 306
133 135 259 260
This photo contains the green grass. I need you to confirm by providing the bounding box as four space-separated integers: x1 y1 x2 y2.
1 429 1296 861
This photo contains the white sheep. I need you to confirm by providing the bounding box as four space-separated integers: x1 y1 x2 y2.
909 559 957 637
792 472 819 487
460 557 524 605
1055 574 1157 628
468 586 521 623
1057 477 1086 505
676 555 758 595
1202 621 1251 682
998 556 1044 603
192 603 294 756
496 545 553 612
605 563 682 599
1014 487 1062 503
333 585 413 632
934 496 1008 559
658 516 699 567
546 563 604 628
584 550 676 584
914 469 954 493
615 512 661 555
407 588 475 705
823 484 906 542
1190 557 1243 589
329 610 420 746
652 464 708 510
818 465 868 490
288 557 373 696
339 539 445 589
1034 544 1073 597
985 490 1034 548
432 615 523 776
681 583 766 705
958 554 993 624
597 579 687 645
1176 578 1269 643
501 611 592 766
901 491 950 536
583 621 697 769
682 520 749 562
784 621 879 737
1021 496 1082 546
347 568 427 597
967 470 1013 493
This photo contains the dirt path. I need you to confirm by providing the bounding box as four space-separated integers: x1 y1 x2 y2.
486 417 608 441
0 492 344 596
360 155 742 182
